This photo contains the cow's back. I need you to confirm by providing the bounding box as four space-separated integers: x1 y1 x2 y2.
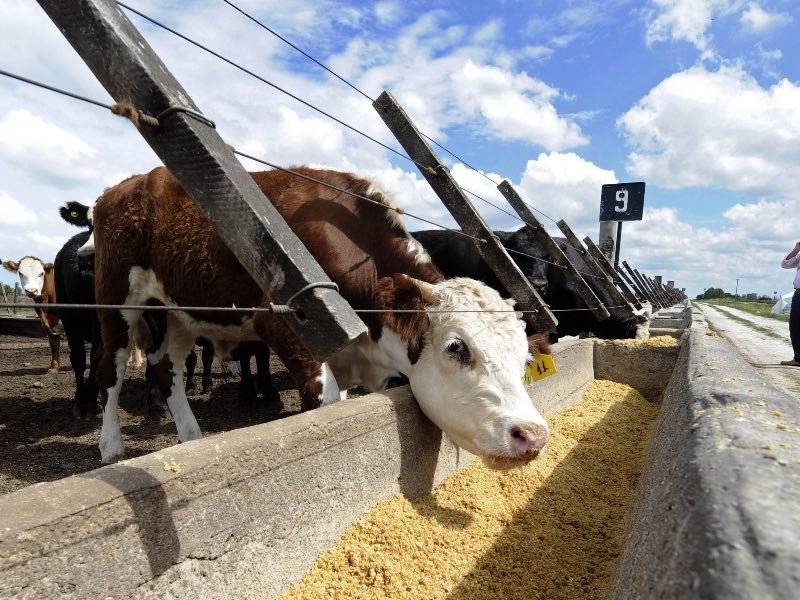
93 166 441 319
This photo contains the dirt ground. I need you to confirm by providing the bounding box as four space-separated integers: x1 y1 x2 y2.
0 335 308 496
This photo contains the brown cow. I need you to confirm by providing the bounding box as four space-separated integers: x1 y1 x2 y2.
2 256 61 372
90 166 549 466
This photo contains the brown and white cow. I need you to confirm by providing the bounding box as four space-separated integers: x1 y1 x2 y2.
2 256 61 372
90 166 549 467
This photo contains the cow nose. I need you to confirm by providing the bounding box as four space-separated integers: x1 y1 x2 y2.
24 287 38 296
509 423 549 455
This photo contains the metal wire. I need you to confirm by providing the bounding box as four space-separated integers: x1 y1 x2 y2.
0 302 633 315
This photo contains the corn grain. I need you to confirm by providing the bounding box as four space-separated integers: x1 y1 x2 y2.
282 380 659 600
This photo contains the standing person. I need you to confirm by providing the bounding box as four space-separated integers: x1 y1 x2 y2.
780 240 800 367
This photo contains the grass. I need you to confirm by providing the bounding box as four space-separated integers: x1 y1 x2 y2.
698 297 789 322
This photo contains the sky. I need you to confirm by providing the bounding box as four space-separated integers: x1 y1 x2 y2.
1 0 799 300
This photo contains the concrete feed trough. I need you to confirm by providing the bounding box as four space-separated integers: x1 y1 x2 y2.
1 304 798 598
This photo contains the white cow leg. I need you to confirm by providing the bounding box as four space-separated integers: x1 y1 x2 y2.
167 359 202 442
99 349 129 464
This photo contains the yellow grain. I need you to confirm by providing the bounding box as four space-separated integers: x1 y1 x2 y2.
282 380 660 600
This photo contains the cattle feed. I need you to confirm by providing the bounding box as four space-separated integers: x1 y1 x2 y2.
91 166 549 465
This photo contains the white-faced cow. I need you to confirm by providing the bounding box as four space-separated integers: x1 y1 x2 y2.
2 256 61 372
412 227 650 341
90 166 549 467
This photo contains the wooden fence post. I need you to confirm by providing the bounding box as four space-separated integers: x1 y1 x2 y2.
13 283 19 315
0 283 11 314
556 220 637 314
496 181 610 321
37 0 365 360
582 236 643 310
373 91 557 332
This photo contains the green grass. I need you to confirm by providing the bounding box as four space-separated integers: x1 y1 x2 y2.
698 297 789 322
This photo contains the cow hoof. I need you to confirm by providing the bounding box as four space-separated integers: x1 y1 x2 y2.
148 399 169 421
72 403 97 421
262 386 281 406
185 382 197 396
99 437 125 465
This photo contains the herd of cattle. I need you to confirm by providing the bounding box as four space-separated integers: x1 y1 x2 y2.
2 166 658 467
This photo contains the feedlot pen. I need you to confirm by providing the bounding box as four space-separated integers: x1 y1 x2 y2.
1 304 799 599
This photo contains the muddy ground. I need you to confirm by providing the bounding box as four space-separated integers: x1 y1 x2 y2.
0 334 314 496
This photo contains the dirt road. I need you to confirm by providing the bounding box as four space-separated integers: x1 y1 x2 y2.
695 302 800 398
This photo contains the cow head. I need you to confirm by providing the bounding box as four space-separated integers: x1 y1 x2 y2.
2 257 53 300
367 275 549 469
504 226 551 297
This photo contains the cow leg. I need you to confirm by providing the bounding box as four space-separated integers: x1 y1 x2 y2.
253 312 340 411
184 346 198 396
47 332 60 373
254 343 280 405
97 310 132 464
237 344 258 408
200 338 214 393
160 326 202 443
65 328 89 419
144 360 169 419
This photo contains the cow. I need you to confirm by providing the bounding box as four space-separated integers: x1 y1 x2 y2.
89 166 550 467
2 256 61 372
56 201 169 419
412 227 650 341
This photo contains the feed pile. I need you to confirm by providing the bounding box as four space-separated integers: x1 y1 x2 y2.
282 379 660 599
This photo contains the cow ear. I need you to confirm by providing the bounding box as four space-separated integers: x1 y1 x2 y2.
402 275 437 304
43 263 55 274
528 333 551 356
2 260 19 273
374 275 430 364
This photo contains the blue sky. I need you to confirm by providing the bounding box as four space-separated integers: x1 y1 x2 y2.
1 0 799 300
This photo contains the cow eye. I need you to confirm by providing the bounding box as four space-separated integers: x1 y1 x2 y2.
446 339 471 364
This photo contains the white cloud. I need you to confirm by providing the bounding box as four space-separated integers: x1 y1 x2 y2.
0 109 98 187
0 191 38 228
374 2 403 27
451 62 588 151
618 65 800 198
644 0 742 58
517 152 617 229
740 2 792 33
723 198 800 239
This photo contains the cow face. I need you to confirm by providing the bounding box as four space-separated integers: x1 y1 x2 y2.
2 257 53 300
400 277 549 469
505 227 551 296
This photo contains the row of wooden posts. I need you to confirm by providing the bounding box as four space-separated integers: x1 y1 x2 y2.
29 0 683 361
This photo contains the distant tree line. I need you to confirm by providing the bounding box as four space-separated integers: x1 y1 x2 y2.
696 287 728 299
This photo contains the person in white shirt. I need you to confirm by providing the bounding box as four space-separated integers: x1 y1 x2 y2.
780 240 800 367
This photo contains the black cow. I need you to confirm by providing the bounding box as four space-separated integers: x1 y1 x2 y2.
412 227 650 341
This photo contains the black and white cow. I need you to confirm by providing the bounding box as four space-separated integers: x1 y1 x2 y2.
412 227 649 340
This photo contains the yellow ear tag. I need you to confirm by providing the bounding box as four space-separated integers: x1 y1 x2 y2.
70 211 79 218
523 353 557 384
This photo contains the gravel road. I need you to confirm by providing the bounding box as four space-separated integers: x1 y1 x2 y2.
695 302 800 398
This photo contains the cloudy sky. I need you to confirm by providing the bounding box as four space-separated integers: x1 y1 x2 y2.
1 0 799 300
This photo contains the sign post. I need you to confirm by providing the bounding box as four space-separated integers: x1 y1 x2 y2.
599 182 645 268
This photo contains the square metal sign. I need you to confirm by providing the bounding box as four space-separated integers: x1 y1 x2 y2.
599 182 645 221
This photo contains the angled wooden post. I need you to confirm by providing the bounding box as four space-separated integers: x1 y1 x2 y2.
373 91 557 332
626 263 663 309
582 236 643 310
37 0 365 360
556 220 637 314
497 181 610 321
641 272 668 307
615 264 649 304
621 262 655 306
